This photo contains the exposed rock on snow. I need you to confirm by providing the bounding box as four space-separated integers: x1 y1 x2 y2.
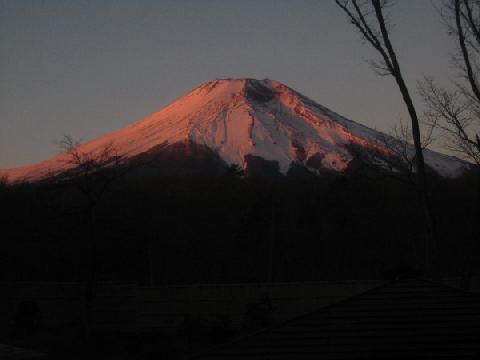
0 78 469 182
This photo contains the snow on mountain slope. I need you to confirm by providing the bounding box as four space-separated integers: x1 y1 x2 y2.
0 78 469 182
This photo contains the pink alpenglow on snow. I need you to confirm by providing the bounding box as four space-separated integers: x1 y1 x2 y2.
0 78 469 182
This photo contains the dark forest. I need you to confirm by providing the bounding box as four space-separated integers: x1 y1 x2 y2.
2 148 478 285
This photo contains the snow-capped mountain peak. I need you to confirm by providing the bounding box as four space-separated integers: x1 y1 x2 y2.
0 78 468 182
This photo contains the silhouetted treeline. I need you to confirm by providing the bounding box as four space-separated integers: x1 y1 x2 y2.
1 150 479 283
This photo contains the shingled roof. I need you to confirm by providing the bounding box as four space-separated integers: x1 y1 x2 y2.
193 278 480 359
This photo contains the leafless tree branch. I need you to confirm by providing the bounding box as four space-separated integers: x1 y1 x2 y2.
336 0 437 275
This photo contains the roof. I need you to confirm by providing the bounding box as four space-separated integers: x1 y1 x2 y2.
193 278 480 359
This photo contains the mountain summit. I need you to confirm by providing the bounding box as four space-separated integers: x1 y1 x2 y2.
1 78 468 182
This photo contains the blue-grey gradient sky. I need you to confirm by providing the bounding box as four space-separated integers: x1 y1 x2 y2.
0 0 456 168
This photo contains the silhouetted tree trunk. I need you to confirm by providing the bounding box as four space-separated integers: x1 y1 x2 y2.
267 198 275 282
419 0 480 288
335 0 437 275
55 135 129 344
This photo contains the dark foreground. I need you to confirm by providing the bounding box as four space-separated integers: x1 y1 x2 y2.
2 278 480 360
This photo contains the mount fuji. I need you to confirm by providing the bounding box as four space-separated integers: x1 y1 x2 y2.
0 78 468 182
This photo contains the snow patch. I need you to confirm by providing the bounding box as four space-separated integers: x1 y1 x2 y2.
0 78 469 182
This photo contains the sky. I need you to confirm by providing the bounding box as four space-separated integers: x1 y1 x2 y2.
0 0 457 168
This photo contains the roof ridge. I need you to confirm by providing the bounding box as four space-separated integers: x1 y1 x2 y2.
189 277 480 359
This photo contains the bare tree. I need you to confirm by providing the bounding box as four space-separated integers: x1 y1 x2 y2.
420 0 480 165
354 119 436 186
335 0 437 274
56 135 127 343
420 78 480 164
419 0 480 288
